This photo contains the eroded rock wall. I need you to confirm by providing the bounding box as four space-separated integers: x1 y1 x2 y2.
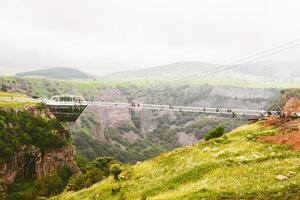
0 146 78 190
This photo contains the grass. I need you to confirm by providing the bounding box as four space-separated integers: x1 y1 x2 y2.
0 91 27 97
0 91 36 108
53 122 300 200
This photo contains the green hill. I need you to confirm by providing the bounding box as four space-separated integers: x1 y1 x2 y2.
16 67 90 80
54 122 300 200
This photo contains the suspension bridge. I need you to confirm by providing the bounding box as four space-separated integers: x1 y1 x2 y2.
0 95 278 118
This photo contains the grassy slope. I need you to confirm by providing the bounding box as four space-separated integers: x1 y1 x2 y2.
55 123 300 200
0 91 27 97
0 91 36 108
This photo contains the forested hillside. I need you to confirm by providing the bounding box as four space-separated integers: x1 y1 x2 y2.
16 68 90 80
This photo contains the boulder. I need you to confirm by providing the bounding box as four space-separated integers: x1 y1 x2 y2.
275 175 288 181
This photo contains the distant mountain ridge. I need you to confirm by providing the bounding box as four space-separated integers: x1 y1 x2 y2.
16 67 90 79
104 60 300 81
105 62 217 78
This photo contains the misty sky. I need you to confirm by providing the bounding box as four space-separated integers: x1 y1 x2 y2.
0 0 300 75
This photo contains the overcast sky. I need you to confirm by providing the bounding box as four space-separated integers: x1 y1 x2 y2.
0 0 299 75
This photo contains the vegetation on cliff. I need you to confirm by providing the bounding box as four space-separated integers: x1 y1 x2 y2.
0 101 73 200
5 166 73 200
0 109 70 165
54 122 300 200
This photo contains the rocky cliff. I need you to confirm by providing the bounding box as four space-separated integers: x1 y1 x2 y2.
0 146 78 185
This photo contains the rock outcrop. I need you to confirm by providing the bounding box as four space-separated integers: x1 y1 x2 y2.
284 97 300 117
0 146 78 186
36 146 79 178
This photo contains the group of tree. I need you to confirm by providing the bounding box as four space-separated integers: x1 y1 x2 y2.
68 157 122 191
0 109 70 166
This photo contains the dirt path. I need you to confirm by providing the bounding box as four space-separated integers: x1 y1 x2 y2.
257 130 300 150
258 117 300 150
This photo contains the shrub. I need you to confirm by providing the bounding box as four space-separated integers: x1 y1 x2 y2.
91 157 118 176
6 167 74 200
205 125 225 141
111 185 121 195
5 180 35 200
57 165 74 185
67 157 122 191
67 173 87 191
109 164 122 180
67 168 104 191
75 155 89 171
85 168 104 186
33 171 64 197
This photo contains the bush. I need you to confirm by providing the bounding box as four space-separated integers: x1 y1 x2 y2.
67 157 121 191
75 155 89 171
91 157 118 176
205 125 225 141
33 171 64 197
111 185 121 195
5 180 35 200
85 168 104 186
6 167 74 200
67 173 87 191
67 169 104 191
109 164 122 180
57 165 74 185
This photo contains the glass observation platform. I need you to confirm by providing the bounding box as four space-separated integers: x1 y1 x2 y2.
46 95 88 124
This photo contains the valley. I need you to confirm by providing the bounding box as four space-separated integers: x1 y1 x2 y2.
0 76 279 163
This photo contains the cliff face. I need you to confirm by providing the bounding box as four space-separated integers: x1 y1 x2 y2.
36 146 79 178
0 146 79 186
